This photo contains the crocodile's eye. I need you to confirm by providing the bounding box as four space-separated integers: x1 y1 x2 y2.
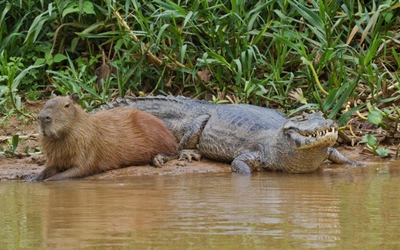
292 114 308 122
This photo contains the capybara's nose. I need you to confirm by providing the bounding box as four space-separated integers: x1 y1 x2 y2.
38 114 52 123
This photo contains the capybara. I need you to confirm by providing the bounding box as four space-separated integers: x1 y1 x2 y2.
35 93 177 181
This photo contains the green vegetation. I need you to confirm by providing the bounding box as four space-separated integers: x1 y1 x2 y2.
1 0 400 156
360 134 390 158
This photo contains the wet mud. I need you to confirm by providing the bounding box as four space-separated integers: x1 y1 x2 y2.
0 155 231 181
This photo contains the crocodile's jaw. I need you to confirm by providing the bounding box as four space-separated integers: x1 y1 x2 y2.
283 112 338 150
285 126 338 150
274 126 338 173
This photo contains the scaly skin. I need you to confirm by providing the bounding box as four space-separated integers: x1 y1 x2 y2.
102 96 364 174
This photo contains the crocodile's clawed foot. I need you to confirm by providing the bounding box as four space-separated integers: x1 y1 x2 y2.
152 153 171 168
231 161 252 174
176 161 187 167
178 149 202 162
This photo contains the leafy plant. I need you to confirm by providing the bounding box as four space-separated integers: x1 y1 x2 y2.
0 0 400 149
0 134 20 157
360 134 390 158
46 54 114 110
0 51 42 118
368 109 386 128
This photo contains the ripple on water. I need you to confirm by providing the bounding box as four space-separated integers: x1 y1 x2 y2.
1 161 400 249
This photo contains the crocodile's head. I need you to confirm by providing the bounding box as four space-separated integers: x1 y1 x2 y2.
283 112 338 150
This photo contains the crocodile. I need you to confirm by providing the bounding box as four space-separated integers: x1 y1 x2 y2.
102 95 363 174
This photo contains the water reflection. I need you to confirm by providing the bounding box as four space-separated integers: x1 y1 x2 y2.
1 162 400 249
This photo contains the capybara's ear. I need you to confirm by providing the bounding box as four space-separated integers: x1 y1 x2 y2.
70 93 79 103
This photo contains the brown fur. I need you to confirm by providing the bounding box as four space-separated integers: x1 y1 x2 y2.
35 94 177 181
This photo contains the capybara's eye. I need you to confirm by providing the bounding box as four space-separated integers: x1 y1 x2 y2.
65 103 70 108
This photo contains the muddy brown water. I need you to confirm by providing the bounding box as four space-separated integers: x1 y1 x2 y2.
1 159 400 249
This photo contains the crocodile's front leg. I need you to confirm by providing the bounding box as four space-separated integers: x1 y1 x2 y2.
153 150 202 165
231 152 262 174
178 150 202 162
327 147 365 166
179 115 210 149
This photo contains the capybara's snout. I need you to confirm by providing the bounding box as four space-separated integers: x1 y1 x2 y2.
38 110 52 125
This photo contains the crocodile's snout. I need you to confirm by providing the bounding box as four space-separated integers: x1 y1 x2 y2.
283 113 338 149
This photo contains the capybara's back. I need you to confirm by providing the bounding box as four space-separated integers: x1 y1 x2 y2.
90 107 178 169
35 93 177 181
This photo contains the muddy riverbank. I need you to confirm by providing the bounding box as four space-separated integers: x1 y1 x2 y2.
0 145 370 181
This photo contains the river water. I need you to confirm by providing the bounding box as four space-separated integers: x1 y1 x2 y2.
1 161 400 249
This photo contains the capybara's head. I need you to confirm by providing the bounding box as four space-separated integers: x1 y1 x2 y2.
38 93 81 139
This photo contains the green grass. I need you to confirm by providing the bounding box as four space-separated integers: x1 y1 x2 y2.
1 0 400 136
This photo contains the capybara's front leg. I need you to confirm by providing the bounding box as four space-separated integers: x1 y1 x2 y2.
35 167 63 181
44 166 91 181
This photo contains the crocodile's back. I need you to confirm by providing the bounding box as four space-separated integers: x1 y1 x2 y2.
227 104 287 130
123 95 210 117
118 95 214 142
198 104 287 161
